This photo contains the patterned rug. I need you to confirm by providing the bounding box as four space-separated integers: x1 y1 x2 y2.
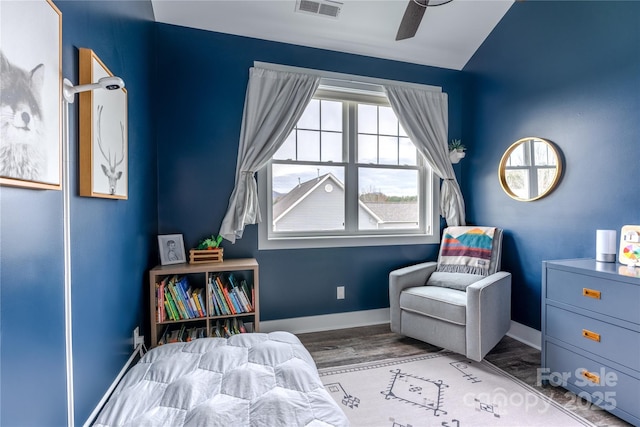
318 352 595 427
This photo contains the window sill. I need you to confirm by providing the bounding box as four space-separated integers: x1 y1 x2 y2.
257 232 439 250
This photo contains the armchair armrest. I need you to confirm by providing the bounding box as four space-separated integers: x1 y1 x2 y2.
389 262 437 333
465 271 511 361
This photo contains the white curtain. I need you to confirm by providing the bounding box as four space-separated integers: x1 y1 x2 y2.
219 68 320 243
384 85 465 226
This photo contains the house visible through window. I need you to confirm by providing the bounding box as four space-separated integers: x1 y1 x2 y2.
258 79 439 250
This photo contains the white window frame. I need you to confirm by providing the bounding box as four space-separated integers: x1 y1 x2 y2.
256 63 441 250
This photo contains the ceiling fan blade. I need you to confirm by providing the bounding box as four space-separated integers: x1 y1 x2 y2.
395 0 428 41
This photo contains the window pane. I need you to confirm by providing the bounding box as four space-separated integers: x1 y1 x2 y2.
378 136 398 165
321 100 342 132
378 106 398 135
537 167 557 193
358 167 419 230
358 104 377 134
297 130 320 161
297 99 319 130
505 169 529 199
272 164 345 232
399 122 408 137
274 132 296 160
507 143 528 167
399 137 417 166
321 131 343 162
357 134 377 164
534 140 556 166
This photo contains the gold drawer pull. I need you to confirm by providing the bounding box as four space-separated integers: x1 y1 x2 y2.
582 288 601 299
582 329 601 342
581 370 600 384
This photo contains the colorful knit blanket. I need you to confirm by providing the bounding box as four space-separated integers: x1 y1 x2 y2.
437 227 497 276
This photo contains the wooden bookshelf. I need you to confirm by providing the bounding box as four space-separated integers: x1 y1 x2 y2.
149 258 259 347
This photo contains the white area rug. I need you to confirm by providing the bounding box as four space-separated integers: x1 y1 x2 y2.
318 352 595 427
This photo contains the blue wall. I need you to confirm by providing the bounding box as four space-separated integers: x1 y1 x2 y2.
3 1 638 425
0 1 156 425
154 24 465 322
463 0 640 329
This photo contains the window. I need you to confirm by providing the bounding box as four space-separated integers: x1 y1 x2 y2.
258 83 439 250
503 138 558 200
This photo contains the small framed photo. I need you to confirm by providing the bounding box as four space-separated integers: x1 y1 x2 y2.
158 234 186 265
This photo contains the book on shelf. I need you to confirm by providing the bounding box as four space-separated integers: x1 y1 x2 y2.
240 279 254 311
157 272 255 323
157 275 206 322
165 285 181 320
211 318 248 338
192 288 205 317
209 275 231 315
166 277 187 319
216 275 237 314
229 288 242 314
208 273 254 316
158 324 207 345
175 276 196 319
207 277 221 317
228 273 252 312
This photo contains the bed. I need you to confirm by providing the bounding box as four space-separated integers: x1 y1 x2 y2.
93 331 348 426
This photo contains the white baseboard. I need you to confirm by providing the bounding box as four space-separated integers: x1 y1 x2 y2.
260 308 390 334
261 310 541 352
507 321 541 350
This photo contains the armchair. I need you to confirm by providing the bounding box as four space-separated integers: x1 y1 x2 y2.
389 227 511 362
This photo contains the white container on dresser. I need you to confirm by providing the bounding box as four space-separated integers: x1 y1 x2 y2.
542 258 640 426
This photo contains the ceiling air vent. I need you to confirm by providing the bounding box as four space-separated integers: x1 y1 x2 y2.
295 0 343 19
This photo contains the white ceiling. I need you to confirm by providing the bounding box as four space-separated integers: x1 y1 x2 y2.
151 0 514 71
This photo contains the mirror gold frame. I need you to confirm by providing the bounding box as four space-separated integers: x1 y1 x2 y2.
498 137 563 201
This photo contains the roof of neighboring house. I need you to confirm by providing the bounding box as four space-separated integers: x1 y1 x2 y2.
272 173 343 222
273 173 417 224
363 202 418 223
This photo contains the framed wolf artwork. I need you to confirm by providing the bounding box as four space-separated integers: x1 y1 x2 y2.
0 0 62 190
79 48 128 199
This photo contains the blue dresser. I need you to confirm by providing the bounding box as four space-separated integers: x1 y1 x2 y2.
542 259 640 426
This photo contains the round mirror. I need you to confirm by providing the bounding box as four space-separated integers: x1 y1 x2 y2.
498 137 562 201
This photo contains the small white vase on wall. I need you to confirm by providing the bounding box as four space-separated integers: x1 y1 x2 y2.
449 150 466 164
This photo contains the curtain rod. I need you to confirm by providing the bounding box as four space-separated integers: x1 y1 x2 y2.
253 61 442 93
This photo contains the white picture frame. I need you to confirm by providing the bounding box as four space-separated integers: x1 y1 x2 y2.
158 234 186 265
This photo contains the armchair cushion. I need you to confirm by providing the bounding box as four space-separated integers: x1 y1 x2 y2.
426 271 484 291
400 286 466 325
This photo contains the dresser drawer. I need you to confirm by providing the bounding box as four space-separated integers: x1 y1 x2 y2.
544 342 640 422
546 305 640 372
546 268 640 324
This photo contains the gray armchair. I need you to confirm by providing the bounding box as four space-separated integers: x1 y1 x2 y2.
389 227 511 362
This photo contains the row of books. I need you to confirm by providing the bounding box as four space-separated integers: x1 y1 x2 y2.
158 319 254 345
158 324 207 345
155 273 255 322
207 273 254 317
212 318 253 338
156 275 206 322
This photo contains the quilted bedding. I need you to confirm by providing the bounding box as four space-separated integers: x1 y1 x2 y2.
93 331 348 427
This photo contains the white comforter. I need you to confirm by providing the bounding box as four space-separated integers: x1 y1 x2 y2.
94 331 348 427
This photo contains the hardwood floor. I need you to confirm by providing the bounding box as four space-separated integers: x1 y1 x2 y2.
297 323 632 427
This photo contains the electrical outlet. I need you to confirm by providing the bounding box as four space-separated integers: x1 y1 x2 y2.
337 286 345 300
133 326 144 349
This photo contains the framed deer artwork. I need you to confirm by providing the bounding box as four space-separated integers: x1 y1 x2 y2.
79 48 128 199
